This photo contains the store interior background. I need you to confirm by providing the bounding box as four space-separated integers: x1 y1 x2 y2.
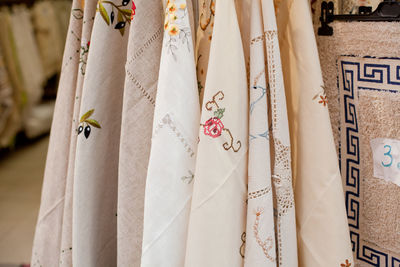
0 0 71 265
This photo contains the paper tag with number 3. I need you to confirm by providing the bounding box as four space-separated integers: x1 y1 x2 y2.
370 138 400 186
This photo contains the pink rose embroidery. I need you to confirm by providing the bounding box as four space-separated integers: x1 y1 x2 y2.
203 117 224 138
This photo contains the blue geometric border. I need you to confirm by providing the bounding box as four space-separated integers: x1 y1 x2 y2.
340 57 400 267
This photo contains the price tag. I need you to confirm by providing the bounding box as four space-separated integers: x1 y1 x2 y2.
370 138 400 186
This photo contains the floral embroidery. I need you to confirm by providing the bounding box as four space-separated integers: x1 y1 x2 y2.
341 259 351 267
77 109 101 139
201 91 241 152
318 95 328 106
181 170 194 184
79 41 90 75
240 231 246 258
97 0 132 36
313 85 328 106
203 117 224 138
163 0 191 59
253 208 275 262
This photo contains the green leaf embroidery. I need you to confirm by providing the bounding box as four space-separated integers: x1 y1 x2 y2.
99 2 110 25
121 9 132 16
80 109 94 122
214 108 225 119
119 26 125 36
85 119 101 128
116 11 125 36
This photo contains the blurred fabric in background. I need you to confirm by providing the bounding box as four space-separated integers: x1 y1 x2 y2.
0 0 71 265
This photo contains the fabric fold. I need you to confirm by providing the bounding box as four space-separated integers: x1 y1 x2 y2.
72 0 132 265
244 0 277 266
117 0 163 266
184 0 248 265
140 0 200 266
30 1 85 265
275 0 354 266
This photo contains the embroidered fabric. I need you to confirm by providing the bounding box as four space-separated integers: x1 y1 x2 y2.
141 1 200 266
262 1 298 266
243 0 276 266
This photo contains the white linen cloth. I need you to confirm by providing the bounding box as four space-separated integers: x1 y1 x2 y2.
276 0 354 265
244 0 277 265
184 0 248 265
140 0 200 266
261 1 298 266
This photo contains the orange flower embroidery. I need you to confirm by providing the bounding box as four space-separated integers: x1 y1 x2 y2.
341 259 351 267
167 3 177 12
319 95 328 106
168 24 179 36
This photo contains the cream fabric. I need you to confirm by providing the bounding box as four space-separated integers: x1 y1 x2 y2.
53 0 73 46
0 50 14 139
10 5 44 113
141 1 200 266
184 0 248 265
31 0 86 266
117 0 163 266
72 0 131 265
195 0 215 103
261 1 298 265
32 1 65 79
59 1 97 266
0 9 22 148
244 0 276 266
276 0 354 266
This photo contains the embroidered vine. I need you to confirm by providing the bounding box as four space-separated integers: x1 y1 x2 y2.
181 170 194 184
201 91 241 152
97 0 132 36
163 0 191 60
253 208 275 262
240 231 246 258
77 109 101 139
250 84 268 114
79 41 90 75
340 259 351 267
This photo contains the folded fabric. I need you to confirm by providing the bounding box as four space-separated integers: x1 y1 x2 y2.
244 0 277 265
276 0 354 265
141 1 200 266
32 1 65 79
117 0 163 265
30 0 91 265
185 0 248 265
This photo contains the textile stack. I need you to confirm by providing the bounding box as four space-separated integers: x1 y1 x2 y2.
0 0 71 148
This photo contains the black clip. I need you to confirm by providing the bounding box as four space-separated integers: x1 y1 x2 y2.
318 1 334 36
318 0 400 36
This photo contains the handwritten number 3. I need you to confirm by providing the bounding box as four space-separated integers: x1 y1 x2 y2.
381 145 393 167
